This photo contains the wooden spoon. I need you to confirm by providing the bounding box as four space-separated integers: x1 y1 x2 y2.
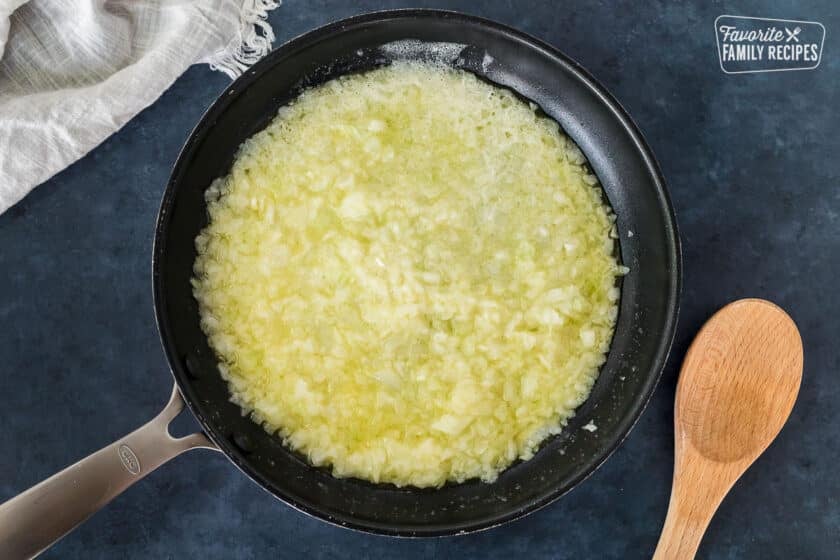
653 299 803 559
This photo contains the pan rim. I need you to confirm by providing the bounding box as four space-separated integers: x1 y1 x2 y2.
153 8 682 537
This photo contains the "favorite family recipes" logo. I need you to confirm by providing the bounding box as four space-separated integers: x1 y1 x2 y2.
715 15 825 74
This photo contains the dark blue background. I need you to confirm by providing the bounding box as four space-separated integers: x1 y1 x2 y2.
1 1 838 558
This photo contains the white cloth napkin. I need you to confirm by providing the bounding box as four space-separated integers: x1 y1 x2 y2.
0 0 280 214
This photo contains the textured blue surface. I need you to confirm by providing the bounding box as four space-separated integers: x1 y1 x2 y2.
1 1 838 558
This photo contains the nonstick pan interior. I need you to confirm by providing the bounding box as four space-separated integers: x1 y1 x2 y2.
153 10 680 536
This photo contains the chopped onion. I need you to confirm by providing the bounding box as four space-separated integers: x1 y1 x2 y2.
193 62 622 488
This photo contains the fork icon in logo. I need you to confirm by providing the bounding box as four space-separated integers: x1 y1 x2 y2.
785 26 802 42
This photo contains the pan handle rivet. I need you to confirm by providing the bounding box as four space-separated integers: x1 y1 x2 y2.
232 433 256 454
183 354 201 378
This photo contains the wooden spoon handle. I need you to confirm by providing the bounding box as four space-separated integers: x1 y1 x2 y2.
653 450 734 560
653 494 719 559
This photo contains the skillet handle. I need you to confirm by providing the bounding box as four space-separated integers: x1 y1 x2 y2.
0 384 218 559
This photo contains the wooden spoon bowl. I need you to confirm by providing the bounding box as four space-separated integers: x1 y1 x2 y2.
654 299 803 559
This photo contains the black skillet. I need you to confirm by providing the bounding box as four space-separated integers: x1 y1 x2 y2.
0 9 680 557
